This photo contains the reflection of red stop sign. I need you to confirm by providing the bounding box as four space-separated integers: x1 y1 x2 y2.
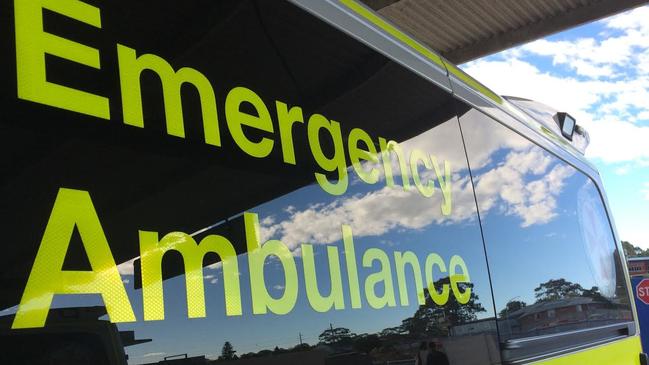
637 279 649 305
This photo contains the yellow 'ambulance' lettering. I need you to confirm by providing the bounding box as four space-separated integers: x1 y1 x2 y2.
425 253 450 305
302 244 345 312
139 231 241 321
363 248 397 309
394 251 426 306
245 213 298 315
12 188 134 329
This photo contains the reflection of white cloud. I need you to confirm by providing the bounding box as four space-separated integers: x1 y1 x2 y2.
577 180 616 296
460 114 530 169
257 117 483 248
396 120 469 170
204 274 219 284
142 352 166 358
117 258 137 276
475 147 574 227
261 216 275 226
643 183 649 200
347 115 469 185
206 261 223 270
261 176 476 248
260 118 575 247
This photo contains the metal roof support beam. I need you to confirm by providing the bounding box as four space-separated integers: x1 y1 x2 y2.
361 0 649 64
442 0 649 64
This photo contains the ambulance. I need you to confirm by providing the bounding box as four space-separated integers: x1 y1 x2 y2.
0 0 642 364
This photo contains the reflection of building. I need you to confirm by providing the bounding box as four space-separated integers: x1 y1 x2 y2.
449 318 497 337
628 257 649 276
502 297 628 337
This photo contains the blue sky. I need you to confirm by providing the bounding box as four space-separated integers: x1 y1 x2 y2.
462 6 649 249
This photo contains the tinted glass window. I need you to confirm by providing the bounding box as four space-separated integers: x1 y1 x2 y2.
0 1 499 364
458 106 632 361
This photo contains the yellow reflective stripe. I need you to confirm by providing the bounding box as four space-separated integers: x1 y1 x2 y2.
444 61 503 104
338 0 444 68
533 336 641 365
338 0 503 104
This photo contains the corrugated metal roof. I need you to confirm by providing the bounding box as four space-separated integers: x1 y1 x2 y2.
361 0 649 63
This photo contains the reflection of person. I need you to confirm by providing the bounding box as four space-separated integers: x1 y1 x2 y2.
426 341 449 365
415 341 429 365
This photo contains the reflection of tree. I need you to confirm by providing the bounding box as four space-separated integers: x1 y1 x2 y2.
378 326 406 340
318 327 356 346
228 278 485 363
237 343 312 360
218 341 237 361
534 279 583 302
534 278 609 304
352 334 381 353
582 286 608 302
499 300 527 318
400 278 485 337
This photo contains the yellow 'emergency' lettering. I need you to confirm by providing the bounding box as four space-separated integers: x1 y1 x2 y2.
307 114 349 196
225 87 275 158
14 0 109 119
117 44 221 146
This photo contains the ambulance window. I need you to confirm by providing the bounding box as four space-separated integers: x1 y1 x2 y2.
0 1 500 364
458 106 633 362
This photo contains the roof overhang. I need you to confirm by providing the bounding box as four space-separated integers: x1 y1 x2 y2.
361 0 649 64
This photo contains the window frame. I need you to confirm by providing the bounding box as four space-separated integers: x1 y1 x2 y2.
454 100 638 363
287 0 638 361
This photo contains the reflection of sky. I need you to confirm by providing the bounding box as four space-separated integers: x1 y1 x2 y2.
48 118 495 363
463 114 621 313
17 113 627 362
479 173 607 307
114 150 495 363
5 111 626 362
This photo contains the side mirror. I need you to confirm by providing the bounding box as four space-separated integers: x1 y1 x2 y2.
553 112 576 141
